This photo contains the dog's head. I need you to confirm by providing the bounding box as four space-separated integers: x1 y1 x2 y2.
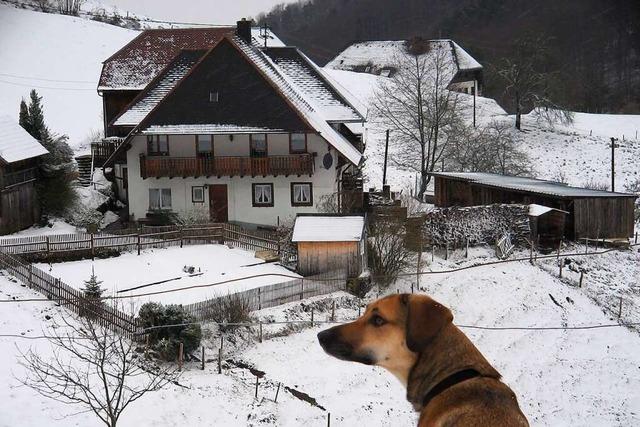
317 294 453 382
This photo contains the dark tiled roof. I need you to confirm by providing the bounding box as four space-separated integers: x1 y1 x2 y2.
263 47 364 122
98 28 233 90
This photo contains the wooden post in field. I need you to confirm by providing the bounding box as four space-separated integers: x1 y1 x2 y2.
358 304 361 317
331 301 335 322
618 297 623 318
145 334 149 359
559 259 563 278
579 271 584 288
557 240 561 260
635 232 638 244
258 287 262 310
259 322 263 343
90 234 95 260
254 376 259 399
411 283 414 294
274 382 281 403
180 227 184 248
311 308 314 327
178 342 184 371
28 264 33 288
529 240 534 264
218 336 224 374
445 243 449 261
201 346 205 370
300 280 304 300
465 238 469 258
432 245 435 262
584 238 588 254
327 412 331 427
137 233 141 256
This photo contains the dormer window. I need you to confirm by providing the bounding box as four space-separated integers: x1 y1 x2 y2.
209 91 219 102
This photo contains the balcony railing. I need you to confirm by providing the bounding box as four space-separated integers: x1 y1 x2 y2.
140 154 314 179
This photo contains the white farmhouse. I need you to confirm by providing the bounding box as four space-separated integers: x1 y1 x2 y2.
98 21 365 228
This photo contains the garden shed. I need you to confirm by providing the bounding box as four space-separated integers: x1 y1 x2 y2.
528 204 568 250
431 172 637 240
292 215 366 277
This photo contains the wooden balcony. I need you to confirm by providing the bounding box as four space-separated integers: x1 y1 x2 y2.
140 154 314 179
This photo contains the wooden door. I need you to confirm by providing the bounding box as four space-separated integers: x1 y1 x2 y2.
209 184 228 222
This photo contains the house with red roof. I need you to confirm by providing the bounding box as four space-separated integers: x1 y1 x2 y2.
98 21 365 228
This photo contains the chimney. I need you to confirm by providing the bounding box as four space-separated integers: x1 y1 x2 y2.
236 18 252 44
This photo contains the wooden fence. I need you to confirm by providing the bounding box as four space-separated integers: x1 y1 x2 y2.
0 250 140 338
0 223 281 258
182 273 347 322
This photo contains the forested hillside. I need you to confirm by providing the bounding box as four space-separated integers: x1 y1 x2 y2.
258 0 640 114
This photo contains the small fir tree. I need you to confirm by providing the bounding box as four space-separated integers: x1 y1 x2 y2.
82 267 104 300
19 99 31 135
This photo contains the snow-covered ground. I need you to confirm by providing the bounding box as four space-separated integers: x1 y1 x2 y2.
34 244 300 309
2 245 639 426
0 2 137 149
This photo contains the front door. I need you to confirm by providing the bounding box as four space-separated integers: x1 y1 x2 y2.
209 184 228 222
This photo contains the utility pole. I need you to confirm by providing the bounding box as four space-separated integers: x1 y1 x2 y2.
473 80 477 128
610 137 616 192
382 129 390 186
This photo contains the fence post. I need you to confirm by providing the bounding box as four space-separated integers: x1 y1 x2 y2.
635 232 638 244
311 308 314 327
559 259 563 278
201 346 205 370
416 246 422 290
28 264 33 288
137 233 141 256
259 322 263 343
445 243 449 261
90 233 95 260
300 279 304 300
529 240 533 264
584 238 588 254
218 336 223 374
432 245 435 262
331 301 335 322
45 236 50 254
274 382 281 403
465 238 469 258
579 271 584 288
258 287 262 310
618 297 623 318
180 227 184 248
557 240 561 260
327 412 331 427
178 342 184 371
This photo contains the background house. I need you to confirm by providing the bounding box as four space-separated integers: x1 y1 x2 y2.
326 39 483 95
0 115 48 234
431 172 637 240
292 214 366 277
100 22 366 228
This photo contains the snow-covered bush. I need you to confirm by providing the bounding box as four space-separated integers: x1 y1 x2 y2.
205 294 252 332
173 206 210 226
64 200 102 231
138 303 202 361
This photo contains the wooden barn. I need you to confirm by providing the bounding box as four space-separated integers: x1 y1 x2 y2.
528 204 568 250
431 172 637 240
292 215 366 277
0 116 48 234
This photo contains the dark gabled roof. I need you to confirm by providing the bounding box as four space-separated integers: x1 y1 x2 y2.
98 28 234 90
430 172 637 199
111 49 208 127
263 47 365 122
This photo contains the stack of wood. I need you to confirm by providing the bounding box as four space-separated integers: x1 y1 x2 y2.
417 204 530 247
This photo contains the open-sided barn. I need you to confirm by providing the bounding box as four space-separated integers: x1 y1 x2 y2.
430 172 637 240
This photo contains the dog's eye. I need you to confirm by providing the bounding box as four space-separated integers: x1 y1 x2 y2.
370 315 386 327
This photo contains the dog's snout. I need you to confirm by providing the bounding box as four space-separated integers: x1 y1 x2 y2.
317 328 337 349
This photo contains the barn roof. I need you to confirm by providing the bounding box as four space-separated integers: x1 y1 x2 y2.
0 115 48 163
430 172 637 199
98 27 285 91
292 215 365 242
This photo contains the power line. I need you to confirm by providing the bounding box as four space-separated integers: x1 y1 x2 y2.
0 79 97 91
0 72 96 84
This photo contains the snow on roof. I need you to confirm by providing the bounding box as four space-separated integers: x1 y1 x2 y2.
231 36 363 165
99 27 285 91
326 39 481 77
528 204 566 217
292 216 365 242
264 47 365 122
113 50 206 127
431 172 637 198
142 124 284 134
0 115 48 163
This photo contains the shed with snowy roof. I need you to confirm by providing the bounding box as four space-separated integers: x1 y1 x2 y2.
292 214 366 277
0 115 48 234
431 172 637 240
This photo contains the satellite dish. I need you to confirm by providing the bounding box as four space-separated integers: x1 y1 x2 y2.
323 153 333 169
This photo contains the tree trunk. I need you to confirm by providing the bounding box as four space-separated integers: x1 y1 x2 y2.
515 90 522 130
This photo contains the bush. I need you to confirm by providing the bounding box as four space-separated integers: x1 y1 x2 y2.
367 217 413 288
625 178 640 223
138 303 202 361
207 294 252 332
346 276 373 298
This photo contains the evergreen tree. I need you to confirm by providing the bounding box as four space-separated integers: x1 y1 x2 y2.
82 266 104 300
27 89 49 141
19 99 31 135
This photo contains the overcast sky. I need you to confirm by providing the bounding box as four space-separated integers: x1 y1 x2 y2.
104 0 299 25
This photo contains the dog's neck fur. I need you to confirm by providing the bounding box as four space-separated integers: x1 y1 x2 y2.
405 323 501 411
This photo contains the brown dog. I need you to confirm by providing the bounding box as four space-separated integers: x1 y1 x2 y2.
317 294 529 426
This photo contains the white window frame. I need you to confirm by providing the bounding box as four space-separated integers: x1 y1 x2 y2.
149 188 172 210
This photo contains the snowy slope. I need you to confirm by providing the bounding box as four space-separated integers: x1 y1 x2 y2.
0 2 137 149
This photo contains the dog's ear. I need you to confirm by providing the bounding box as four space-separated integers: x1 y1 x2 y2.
403 294 453 353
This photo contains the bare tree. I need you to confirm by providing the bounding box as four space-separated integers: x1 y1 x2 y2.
367 215 413 287
444 120 532 176
18 315 179 427
373 38 462 200
56 0 85 15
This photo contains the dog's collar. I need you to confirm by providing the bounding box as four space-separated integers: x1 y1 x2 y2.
422 369 481 408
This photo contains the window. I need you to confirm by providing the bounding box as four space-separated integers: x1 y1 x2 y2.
250 134 267 157
147 135 169 156
291 183 312 206
196 135 213 157
252 183 273 207
290 133 307 154
209 91 219 102
149 188 172 210
192 186 205 203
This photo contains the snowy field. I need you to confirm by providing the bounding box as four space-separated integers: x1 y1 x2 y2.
34 244 300 309
0 2 137 150
2 245 639 426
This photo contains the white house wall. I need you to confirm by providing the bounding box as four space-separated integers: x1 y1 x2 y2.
125 133 341 227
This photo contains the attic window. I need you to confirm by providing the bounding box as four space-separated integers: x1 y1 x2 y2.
209 91 219 103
